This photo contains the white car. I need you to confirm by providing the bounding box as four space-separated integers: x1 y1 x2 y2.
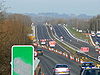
91 33 95 36
53 64 70 75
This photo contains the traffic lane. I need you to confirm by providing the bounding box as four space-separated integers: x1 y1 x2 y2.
44 50 80 75
41 25 70 54
60 25 97 49
37 24 55 75
37 25 63 52
53 25 74 40
37 25 44 39
55 44 70 54
53 25 71 42
37 24 50 39
60 25 99 58
53 25 85 48
91 36 97 44
60 25 100 58
53 25 99 58
96 37 100 45
91 36 100 46
37 25 80 75
37 24 70 54
41 49 81 75
57 25 93 47
39 56 56 75
41 25 51 39
39 55 79 75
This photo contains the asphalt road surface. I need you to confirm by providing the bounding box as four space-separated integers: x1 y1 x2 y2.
53 25 99 59
36 24 81 75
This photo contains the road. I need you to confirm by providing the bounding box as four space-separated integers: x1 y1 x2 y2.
52 25 99 59
36 24 81 75
92 35 100 46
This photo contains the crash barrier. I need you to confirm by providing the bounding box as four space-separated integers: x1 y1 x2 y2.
33 44 81 63
34 57 41 75
34 65 41 75
33 44 100 66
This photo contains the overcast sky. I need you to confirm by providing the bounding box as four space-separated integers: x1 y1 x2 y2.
5 0 100 15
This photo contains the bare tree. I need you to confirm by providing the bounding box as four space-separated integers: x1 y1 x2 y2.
89 15 100 33
0 0 6 32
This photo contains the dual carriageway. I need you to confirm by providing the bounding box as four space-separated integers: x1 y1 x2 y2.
34 24 100 75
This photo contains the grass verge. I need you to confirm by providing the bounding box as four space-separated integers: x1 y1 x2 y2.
65 26 89 41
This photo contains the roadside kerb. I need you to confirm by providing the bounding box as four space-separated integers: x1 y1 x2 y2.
34 57 40 71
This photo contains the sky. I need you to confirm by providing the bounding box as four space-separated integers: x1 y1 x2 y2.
5 0 100 15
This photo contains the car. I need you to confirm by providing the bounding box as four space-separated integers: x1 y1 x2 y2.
80 62 95 74
40 39 47 45
91 33 95 37
81 68 100 75
36 49 43 56
96 33 100 38
53 64 70 75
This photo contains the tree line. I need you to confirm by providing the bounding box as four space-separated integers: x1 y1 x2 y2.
0 6 33 75
47 15 100 33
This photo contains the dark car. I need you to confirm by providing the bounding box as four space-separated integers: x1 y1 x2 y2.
96 33 100 38
36 49 43 56
81 68 100 75
80 62 95 74
53 64 70 75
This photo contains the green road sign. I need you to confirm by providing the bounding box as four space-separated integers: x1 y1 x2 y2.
11 45 34 75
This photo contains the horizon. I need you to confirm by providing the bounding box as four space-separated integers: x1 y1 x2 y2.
6 0 100 16
8 12 99 16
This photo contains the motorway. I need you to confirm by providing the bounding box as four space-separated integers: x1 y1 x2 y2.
52 25 100 59
36 24 81 75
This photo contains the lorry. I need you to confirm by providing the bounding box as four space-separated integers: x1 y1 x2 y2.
49 40 56 48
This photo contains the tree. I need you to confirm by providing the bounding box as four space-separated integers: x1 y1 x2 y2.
0 0 6 32
89 15 100 33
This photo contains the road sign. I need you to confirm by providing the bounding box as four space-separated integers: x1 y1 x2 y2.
80 47 89 52
11 45 34 75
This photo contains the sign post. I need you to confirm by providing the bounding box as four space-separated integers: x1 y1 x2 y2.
11 45 34 75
